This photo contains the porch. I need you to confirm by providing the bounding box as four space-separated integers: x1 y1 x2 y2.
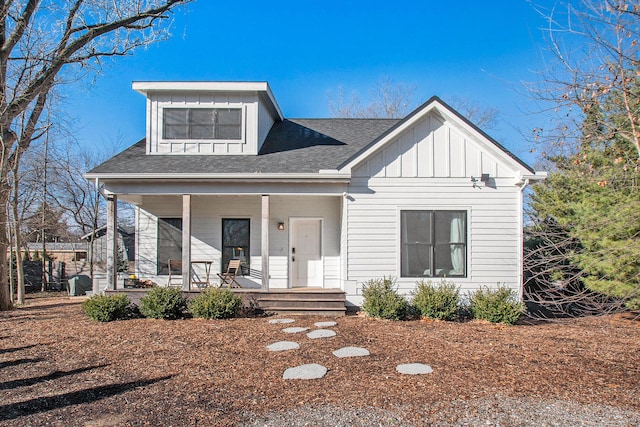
106 287 347 316
99 192 345 293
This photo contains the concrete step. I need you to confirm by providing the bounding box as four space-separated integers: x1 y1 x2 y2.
259 299 346 310
264 307 346 316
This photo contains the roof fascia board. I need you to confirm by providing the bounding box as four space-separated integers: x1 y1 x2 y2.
83 172 350 182
338 99 440 172
432 98 535 174
132 81 284 121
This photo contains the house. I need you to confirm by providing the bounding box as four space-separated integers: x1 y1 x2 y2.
81 225 135 266
85 81 545 309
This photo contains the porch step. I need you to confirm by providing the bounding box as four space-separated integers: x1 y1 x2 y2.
259 299 346 310
236 288 346 316
264 307 347 317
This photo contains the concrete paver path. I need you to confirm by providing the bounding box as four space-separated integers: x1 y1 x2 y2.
396 363 433 375
283 363 328 380
282 327 309 333
333 346 370 358
267 341 300 352
306 329 336 339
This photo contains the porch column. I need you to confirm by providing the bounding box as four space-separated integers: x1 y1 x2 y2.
182 194 192 291
261 195 270 290
105 194 118 292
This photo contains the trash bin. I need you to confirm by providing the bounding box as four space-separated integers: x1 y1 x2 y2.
68 275 93 296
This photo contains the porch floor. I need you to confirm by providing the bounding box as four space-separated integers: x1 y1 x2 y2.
106 287 346 316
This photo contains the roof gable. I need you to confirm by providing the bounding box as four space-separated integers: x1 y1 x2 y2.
339 96 535 178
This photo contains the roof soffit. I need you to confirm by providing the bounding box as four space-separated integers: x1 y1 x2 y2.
131 81 284 121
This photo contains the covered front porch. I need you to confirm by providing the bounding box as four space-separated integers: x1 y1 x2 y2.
100 189 346 295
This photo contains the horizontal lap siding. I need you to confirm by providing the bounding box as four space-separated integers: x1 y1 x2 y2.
135 195 341 288
346 180 522 297
345 109 527 305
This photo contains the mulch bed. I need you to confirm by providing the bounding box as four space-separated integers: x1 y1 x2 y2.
1 296 639 426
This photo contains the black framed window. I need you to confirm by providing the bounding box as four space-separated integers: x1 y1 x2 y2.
163 108 242 140
401 210 466 278
222 218 250 274
157 218 182 275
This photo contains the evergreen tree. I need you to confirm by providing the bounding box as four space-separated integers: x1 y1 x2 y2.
529 89 640 309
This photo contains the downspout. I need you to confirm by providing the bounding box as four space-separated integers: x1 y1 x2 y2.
517 178 531 301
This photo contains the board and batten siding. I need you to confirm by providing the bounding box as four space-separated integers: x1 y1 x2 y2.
134 194 340 288
344 112 525 305
145 91 275 155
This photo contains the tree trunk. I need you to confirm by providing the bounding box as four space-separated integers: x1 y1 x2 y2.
0 183 13 311
7 219 14 304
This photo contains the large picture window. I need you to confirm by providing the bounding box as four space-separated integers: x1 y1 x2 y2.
157 218 182 275
401 210 466 278
163 108 242 140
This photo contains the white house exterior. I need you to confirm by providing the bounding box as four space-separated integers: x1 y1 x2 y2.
85 81 545 307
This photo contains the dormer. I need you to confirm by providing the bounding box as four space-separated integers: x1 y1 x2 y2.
132 81 284 155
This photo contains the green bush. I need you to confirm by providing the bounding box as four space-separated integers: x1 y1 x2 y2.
468 286 525 325
82 293 134 322
361 277 408 320
139 287 187 320
189 287 243 319
412 280 460 321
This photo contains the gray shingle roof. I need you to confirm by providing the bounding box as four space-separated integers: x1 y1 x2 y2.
87 118 400 175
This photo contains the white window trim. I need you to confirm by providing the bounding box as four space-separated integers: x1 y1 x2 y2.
158 103 246 144
396 206 472 283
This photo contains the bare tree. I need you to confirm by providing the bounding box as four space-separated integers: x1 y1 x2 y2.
327 78 501 130
328 77 416 119
0 0 192 311
447 96 500 130
528 0 640 159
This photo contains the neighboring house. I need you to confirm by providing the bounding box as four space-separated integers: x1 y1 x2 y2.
81 225 135 265
85 81 545 306
21 242 88 288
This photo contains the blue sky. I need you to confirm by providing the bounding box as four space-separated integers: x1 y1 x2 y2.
68 0 556 165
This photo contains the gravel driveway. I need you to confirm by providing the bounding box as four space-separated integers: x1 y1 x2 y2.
243 397 640 426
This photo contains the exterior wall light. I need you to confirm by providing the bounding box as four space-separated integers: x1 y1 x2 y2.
277 222 285 230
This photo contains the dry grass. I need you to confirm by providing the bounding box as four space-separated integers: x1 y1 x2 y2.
1 296 639 426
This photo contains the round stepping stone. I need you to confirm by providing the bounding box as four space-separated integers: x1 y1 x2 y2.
283 363 327 380
266 341 300 352
396 363 433 375
306 329 336 339
282 327 308 333
333 346 370 358
268 318 295 324
314 321 337 328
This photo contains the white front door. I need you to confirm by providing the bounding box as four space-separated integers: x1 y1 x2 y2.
290 218 323 288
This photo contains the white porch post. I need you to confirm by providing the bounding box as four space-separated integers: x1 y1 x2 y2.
182 194 192 291
261 195 270 290
105 194 118 291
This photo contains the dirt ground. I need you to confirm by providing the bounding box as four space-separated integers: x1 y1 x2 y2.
1 295 639 426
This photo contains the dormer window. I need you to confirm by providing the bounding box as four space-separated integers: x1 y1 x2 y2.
163 108 242 140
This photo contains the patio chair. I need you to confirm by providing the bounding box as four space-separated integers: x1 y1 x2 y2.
217 259 243 288
167 259 183 287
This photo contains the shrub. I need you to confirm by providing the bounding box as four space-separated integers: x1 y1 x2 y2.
361 277 408 320
189 287 243 319
82 293 134 322
412 280 460 321
468 286 525 325
139 287 187 320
